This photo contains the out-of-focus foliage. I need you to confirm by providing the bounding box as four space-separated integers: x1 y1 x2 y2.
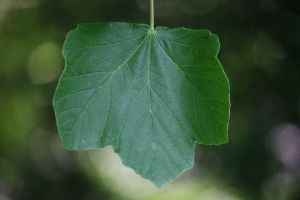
0 0 299 199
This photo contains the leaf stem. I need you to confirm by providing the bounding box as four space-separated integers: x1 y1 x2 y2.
150 0 154 30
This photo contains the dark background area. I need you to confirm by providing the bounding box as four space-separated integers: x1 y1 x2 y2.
0 0 300 199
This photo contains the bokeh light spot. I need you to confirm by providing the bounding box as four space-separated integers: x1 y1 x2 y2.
270 123 300 172
27 42 63 84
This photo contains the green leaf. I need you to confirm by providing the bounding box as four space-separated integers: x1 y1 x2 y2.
53 22 230 187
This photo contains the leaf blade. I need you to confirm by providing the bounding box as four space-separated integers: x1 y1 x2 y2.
53 22 230 187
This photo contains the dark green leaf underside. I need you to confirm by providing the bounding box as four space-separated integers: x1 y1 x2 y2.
53 22 230 187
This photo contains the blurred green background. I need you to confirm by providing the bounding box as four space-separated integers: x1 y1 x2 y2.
0 0 300 199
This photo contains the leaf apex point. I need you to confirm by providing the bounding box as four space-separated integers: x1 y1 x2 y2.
154 183 164 188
